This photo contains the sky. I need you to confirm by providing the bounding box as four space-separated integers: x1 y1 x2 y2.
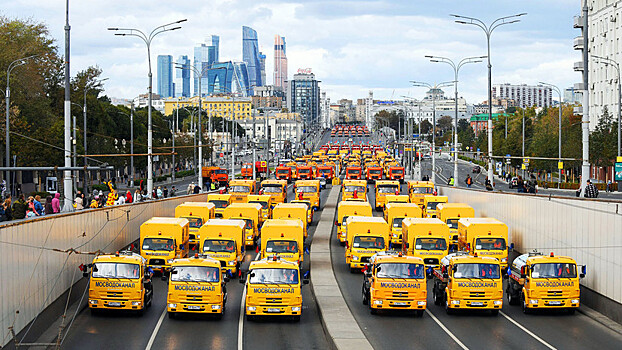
2 0 581 104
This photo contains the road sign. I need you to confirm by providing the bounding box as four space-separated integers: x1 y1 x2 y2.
220 153 224 157
615 162 622 181
523 158 530 164
521 164 527 170
558 161 564 170
618 156 622 163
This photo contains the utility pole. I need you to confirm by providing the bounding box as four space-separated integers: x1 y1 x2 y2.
130 104 134 187
581 1 590 196
62 0 73 211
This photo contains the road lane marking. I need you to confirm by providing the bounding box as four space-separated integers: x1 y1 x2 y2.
238 252 261 350
425 309 469 350
500 312 557 350
145 308 167 350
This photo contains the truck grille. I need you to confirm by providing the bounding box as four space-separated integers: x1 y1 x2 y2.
392 291 410 298
182 294 203 302
150 259 165 266
220 261 226 267
470 292 486 298
106 291 127 298
424 258 439 265
547 290 565 297
189 234 196 240
361 257 371 263
265 298 283 304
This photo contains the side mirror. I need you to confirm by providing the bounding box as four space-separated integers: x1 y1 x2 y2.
520 266 526 279
161 275 168 282
335 221 340 226
509 243 515 252
82 272 89 278
442 272 449 279
579 273 585 279
303 279 310 285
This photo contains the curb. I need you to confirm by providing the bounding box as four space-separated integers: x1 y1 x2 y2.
577 305 622 336
310 185 373 350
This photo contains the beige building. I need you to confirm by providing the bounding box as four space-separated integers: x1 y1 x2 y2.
163 96 252 119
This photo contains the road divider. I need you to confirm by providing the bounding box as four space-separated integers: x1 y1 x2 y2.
310 185 373 350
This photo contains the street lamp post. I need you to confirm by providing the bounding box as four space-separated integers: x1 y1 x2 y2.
411 81 455 184
452 12 526 186
539 82 564 189
426 55 486 187
109 19 186 198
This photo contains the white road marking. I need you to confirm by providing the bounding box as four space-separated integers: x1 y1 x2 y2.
500 311 557 350
145 308 167 350
238 251 262 350
425 309 469 350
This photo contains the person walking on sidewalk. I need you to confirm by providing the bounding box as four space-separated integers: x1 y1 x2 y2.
465 175 473 188
584 180 599 198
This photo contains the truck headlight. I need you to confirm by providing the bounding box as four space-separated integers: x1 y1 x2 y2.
168 303 177 308
212 305 221 310
247 306 257 311
291 307 301 312
571 299 579 304
89 300 98 305
352 256 359 261
131 301 141 306
373 300 383 305
529 299 539 304
451 300 460 305
247 236 253 240
392 234 398 238
167 259 174 264
501 258 507 263
263 214 268 218
417 301 426 306
493 300 502 306
228 261 236 266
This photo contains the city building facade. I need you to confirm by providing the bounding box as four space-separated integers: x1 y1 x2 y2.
163 96 252 119
175 55 191 97
287 69 321 128
206 61 251 96
157 55 173 98
492 83 553 108
470 113 505 136
274 35 288 89
242 26 263 89
259 52 266 87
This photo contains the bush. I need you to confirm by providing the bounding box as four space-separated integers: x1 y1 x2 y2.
175 170 194 178
28 191 51 199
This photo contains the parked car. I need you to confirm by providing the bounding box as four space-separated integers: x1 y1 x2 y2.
472 166 481 173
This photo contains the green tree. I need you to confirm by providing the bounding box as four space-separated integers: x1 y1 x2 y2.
590 106 618 169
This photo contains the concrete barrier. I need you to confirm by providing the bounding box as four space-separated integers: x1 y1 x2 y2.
310 186 373 350
439 186 622 323
0 193 208 347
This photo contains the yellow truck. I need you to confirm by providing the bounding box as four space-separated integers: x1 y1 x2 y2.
290 199 314 225
272 203 309 239
228 179 256 203
241 257 309 321
175 202 216 248
198 219 246 276
384 203 423 246
407 181 435 207
260 219 305 265
336 201 373 245
507 250 585 314
140 217 190 273
342 179 368 201
294 179 321 210
362 252 427 316
207 193 232 218
402 218 450 274
223 203 262 247
458 218 511 268
164 255 228 319
260 179 288 204
345 216 390 272
247 194 273 225
436 203 474 251
432 252 505 315
383 194 410 216
374 180 400 211
423 195 448 218
83 251 153 315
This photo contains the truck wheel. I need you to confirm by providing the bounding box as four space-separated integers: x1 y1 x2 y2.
444 295 453 315
362 287 369 305
168 311 175 319
491 309 499 316
567 308 576 315
415 310 424 317
522 296 530 314
246 314 255 322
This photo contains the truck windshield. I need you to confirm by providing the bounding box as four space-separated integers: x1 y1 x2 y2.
377 185 399 194
93 263 140 279
532 263 577 279
142 238 175 251
347 169 360 174
426 201 443 210
446 219 459 229
277 169 289 174
411 187 433 194
203 239 236 253
262 185 283 193
352 236 385 249
391 169 404 174
369 170 381 174
319 169 331 174
344 185 366 193
249 268 299 284
297 186 317 193
171 266 220 283
266 240 298 253
454 263 500 279
242 219 254 230
214 169 227 174
376 263 424 279
475 238 506 250
230 186 250 193
249 201 269 209
415 238 447 250
392 217 405 228
210 200 229 209
181 217 203 229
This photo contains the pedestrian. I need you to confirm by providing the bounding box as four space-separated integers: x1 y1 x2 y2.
170 186 176 197
12 194 26 220
448 176 455 186
157 186 163 199
193 183 201 194
27 196 39 216
52 193 61 213
3 198 12 221
465 175 473 188
485 178 493 191
33 195 44 215
0 200 7 221
74 194 84 210
187 182 195 195
115 194 125 205
126 190 133 204
584 180 599 198
90 196 99 208
210 181 217 191
163 186 169 198
517 176 524 193
606 179 612 193
44 195 53 215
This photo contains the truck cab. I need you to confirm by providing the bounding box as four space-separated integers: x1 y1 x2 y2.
296 165 314 180
293 180 321 210
223 203 262 247
164 255 227 319
260 219 305 265
272 203 309 239
366 166 383 183
402 218 450 274
247 194 273 225
384 203 422 246
207 193 232 218
362 252 426 316
374 180 401 211
175 202 216 248
436 203 475 251
458 218 511 269
275 166 292 182
228 179 256 203
432 253 505 315
83 251 153 315
382 194 410 218
290 199 314 225
345 216 390 272
317 165 334 185
423 195 448 218
241 163 254 179
140 217 190 273
387 166 405 183
345 165 362 180
407 181 435 207
260 179 287 204
507 251 584 314
336 201 373 245
240 257 308 321
342 179 368 201
198 219 246 275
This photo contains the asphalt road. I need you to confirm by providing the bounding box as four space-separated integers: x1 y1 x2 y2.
54 181 332 350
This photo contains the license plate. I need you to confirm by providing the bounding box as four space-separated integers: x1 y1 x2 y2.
108 302 121 307
471 302 484 306
266 308 281 313
187 305 201 310
393 302 407 306
548 301 562 305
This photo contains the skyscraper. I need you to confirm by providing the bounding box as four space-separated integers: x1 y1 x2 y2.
287 69 320 127
157 55 173 98
207 61 251 96
193 36 220 96
242 26 263 89
175 55 191 97
207 35 219 62
259 52 266 87
274 35 287 89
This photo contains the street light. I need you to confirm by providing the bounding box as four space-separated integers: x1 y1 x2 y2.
591 55 621 159
5 54 38 196
83 77 108 195
116 108 135 188
538 81 564 189
426 55 486 187
109 18 186 198
411 80 455 184
452 12 526 186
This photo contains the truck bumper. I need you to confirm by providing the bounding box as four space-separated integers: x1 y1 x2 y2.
370 298 426 310
88 298 144 310
525 298 580 309
446 298 503 309
167 301 224 314
245 303 302 316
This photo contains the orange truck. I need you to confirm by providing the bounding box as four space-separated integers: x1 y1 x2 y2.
316 165 334 181
387 166 405 183
366 166 383 183
241 163 254 179
346 165 363 180
202 166 229 187
297 165 314 180
275 166 292 182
